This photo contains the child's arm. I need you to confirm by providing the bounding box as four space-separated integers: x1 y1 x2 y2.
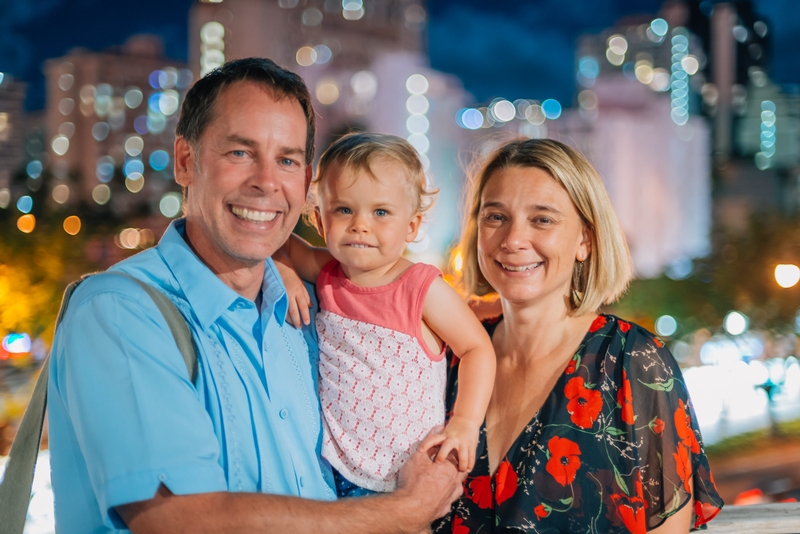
418 278 496 472
273 234 334 326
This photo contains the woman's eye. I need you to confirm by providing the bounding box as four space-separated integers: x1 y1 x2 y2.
535 217 552 224
375 209 388 217
485 213 504 221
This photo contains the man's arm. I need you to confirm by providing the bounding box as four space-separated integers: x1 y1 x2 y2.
118 448 462 534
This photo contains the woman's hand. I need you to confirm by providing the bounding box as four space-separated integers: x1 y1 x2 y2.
274 261 312 327
419 415 480 472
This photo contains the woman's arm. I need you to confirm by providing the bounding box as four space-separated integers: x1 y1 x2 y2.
419 278 496 471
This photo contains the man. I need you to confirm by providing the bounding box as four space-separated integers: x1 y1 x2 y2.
48 58 461 533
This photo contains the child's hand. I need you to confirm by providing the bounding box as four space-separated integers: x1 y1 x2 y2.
274 261 312 327
419 416 480 472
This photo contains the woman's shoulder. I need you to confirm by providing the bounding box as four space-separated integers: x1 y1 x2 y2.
585 314 679 381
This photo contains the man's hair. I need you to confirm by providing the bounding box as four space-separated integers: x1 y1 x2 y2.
176 57 316 165
458 138 633 315
304 132 438 232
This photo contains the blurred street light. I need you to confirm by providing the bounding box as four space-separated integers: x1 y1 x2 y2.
775 264 800 288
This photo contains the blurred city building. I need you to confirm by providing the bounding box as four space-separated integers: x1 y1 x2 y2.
43 35 191 218
188 0 474 265
0 74 27 211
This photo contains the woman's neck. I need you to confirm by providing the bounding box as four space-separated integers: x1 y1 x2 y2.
495 295 596 367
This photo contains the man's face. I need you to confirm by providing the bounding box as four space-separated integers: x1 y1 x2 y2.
175 82 311 270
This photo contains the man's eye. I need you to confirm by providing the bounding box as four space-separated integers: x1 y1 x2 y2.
281 158 297 166
232 150 246 158
375 209 388 217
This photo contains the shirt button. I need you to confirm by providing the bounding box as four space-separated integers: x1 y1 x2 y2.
279 409 289 419
158 474 167 482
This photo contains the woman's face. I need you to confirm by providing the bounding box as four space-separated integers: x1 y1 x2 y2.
477 166 591 308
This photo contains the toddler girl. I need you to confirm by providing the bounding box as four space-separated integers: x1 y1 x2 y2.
278 132 495 497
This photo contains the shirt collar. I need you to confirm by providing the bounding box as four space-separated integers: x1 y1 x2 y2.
156 219 288 328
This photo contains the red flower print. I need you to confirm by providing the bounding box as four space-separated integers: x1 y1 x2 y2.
565 377 603 429
565 355 578 375
545 436 581 486
674 399 701 454
650 417 665 434
611 493 646 534
673 443 692 492
466 475 494 509
618 320 632 333
618 370 635 425
693 501 721 529
453 515 470 534
589 315 607 332
495 459 518 505
534 504 550 520
653 336 664 347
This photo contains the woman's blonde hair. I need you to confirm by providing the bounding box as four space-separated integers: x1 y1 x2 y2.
304 132 438 232
459 138 633 315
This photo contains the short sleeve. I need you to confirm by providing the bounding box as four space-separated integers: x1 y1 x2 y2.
621 325 723 531
49 276 228 527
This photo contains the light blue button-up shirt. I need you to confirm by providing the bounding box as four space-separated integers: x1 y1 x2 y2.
48 219 336 533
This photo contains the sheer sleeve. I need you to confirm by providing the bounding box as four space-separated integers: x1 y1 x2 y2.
621 324 723 531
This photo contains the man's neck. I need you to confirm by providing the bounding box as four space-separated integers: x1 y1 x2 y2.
182 222 266 302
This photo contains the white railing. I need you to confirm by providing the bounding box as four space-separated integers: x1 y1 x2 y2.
705 502 800 533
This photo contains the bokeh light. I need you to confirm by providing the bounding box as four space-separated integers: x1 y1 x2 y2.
315 78 340 105
541 99 562 120
160 192 182 218
126 173 145 193
655 315 678 337
775 264 800 288
3 333 31 353
296 46 317 67
491 99 515 122
63 215 81 235
92 184 111 205
52 135 70 155
351 71 378 99
52 184 70 204
406 74 429 95
149 150 170 171
723 311 749 336
125 136 144 156
16 195 33 213
17 214 36 233
406 95 429 115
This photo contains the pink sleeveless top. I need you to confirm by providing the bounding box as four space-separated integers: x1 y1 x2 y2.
316 260 447 492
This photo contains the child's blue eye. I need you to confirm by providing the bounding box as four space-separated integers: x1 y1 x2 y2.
337 207 352 214
375 209 388 217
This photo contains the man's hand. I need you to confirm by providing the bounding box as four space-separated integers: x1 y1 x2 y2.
396 441 464 527
418 416 479 472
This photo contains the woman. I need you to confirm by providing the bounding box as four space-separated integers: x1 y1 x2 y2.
437 139 722 533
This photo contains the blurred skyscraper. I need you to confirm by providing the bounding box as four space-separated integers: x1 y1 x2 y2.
43 35 190 217
0 75 27 211
188 0 474 266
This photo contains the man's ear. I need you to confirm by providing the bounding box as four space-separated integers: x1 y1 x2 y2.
174 137 195 187
405 212 423 243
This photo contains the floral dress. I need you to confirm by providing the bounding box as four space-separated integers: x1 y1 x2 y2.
435 315 722 533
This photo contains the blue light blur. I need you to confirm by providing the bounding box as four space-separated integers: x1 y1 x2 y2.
3 333 31 353
622 62 636 80
149 150 170 171
578 57 599 79
149 70 164 89
148 93 162 113
26 160 43 179
541 99 562 120
16 195 33 213
124 159 144 177
458 108 483 130
134 116 149 135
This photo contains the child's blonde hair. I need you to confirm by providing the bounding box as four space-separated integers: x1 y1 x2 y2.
305 132 438 232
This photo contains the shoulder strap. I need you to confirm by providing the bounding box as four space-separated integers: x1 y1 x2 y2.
0 271 196 534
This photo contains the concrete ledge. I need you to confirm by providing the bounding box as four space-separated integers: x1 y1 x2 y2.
705 502 800 533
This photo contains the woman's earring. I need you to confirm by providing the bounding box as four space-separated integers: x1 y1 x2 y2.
572 261 585 308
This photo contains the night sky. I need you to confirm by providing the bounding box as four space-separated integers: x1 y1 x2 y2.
3 0 800 111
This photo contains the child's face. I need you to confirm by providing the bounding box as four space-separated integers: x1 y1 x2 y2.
317 159 422 277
